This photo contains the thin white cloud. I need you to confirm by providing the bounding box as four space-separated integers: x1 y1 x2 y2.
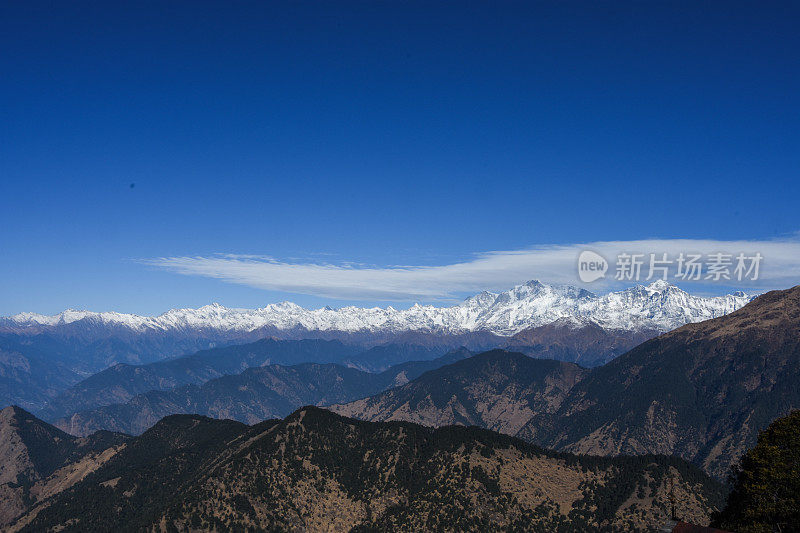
142 238 800 300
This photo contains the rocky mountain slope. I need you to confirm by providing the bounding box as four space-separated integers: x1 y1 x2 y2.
335 286 800 479
530 284 800 479
7 407 725 532
0 406 128 527
333 350 586 436
504 318 658 367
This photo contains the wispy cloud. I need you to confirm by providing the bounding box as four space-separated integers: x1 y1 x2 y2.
142 237 800 301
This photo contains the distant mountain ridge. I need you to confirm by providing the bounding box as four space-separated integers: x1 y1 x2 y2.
48 348 475 436
36 338 360 420
37 340 468 423
3 280 751 336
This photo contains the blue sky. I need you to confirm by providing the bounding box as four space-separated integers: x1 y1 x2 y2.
2 2 799 315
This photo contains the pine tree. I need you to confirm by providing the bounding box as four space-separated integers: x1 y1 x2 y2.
714 410 800 532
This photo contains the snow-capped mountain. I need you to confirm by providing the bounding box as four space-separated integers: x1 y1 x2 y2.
3 280 753 337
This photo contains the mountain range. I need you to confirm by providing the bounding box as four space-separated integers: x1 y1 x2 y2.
36 338 362 420
1 405 725 532
0 336 461 412
335 285 800 480
4 280 751 337
0 281 752 411
10 284 792 484
48 348 474 436
1 284 797 530
41 284 800 483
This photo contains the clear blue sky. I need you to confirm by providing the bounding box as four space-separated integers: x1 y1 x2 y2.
2 2 798 315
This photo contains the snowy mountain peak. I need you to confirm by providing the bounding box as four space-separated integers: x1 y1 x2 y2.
645 279 672 291
2 280 754 337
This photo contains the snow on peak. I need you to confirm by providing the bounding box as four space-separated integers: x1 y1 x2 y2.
3 281 753 336
645 279 672 291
